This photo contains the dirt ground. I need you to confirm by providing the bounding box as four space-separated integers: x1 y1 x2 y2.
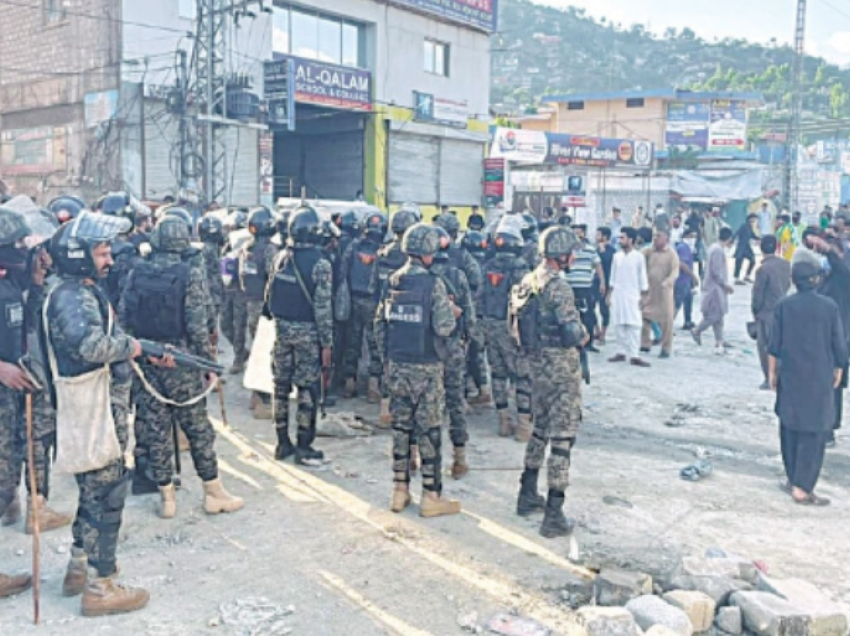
2 280 849 635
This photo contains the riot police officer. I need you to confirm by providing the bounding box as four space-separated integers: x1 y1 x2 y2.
513 227 586 539
198 215 226 324
520 212 540 268
44 212 149 615
47 195 86 226
434 213 482 292
340 211 387 401
375 223 461 518
460 229 491 405
95 192 143 312
267 206 333 466
221 209 250 373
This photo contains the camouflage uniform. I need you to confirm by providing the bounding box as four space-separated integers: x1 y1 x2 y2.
522 263 583 493
45 280 135 577
221 282 249 365
0 386 20 516
120 225 218 487
340 237 383 382
241 238 279 342
201 242 225 323
375 261 456 493
430 258 474 448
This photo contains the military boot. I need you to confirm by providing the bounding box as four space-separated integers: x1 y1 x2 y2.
274 427 295 461
295 425 325 467
515 413 533 443
419 491 461 518
468 386 493 407
62 547 88 597
516 469 546 516
451 446 469 480
367 377 381 404
0 571 32 598
25 495 72 534
539 490 575 539
343 377 357 399
131 456 158 496
158 484 176 519
203 478 244 515
252 393 273 420
81 570 149 617
498 409 515 437
379 398 392 427
390 484 411 513
1 492 21 526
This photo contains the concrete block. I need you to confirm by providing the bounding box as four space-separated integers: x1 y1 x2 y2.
668 575 753 606
757 577 848 636
595 568 654 607
577 606 641 636
715 606 743 636
663 590 717 632
626 595 694 636
731 591 812 636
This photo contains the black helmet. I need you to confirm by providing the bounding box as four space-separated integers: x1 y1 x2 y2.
494 232 524 255
50 210 131 278
276 210 291 240
435 213 461 238
288 206 323 245
363 211 388 241
322 219 341 246
539 226 580 259
164 207 194 230
391 208 421 236
95 192 135 222
47 195 86 225
151 215 191 254
199 215 225 244
401 223 441 258
226 207 248 230
0 206 31 247
248 206 275 237
462 230 488 257
521 212 539 242
336 210 361 236
432 226 453 261
468 213 485 231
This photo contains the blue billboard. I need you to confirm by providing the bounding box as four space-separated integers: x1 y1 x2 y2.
391 0 498 32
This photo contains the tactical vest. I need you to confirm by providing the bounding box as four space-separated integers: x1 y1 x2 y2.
241 242 268 301
123 260 191 341
385 273 438 364
104 239 137 308
376 242 406 297
447 245 465 273
434 265 465 339
0 278 24 364
269 248 320 322
481 258 518 321
349 239 379 297
511 276 562 352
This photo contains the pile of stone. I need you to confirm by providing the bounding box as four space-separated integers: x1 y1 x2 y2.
569 553 849 636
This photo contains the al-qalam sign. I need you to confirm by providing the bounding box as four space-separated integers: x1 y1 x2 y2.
391 0 498 32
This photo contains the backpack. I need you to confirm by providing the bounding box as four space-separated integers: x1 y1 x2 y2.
509 276 540 353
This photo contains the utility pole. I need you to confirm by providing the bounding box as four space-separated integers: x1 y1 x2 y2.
784 0 806 213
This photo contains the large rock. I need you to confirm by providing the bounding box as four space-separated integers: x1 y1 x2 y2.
626 595 694 636
678 557 742 579
731 591 812 636
577 606 641 636
703 550 760 584
647 627 684 636
663 590 717 632
757 577 848 636
716 606 743 636
596 568 654 607
668 574 753 606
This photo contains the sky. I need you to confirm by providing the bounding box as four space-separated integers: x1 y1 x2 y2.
533 0 850 65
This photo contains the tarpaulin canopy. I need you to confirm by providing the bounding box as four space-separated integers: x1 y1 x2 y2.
669 169 763 200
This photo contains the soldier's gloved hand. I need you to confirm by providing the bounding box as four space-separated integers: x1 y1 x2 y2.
321 347 332 369
148 353 177 369
0 361 35 392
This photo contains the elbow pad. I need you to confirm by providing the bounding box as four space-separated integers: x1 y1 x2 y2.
559 320 584 348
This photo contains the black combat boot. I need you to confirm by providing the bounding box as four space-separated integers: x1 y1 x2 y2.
295 425 324 466
131 457 158 496
516 469 546 516
274 428 295 461
539 490 575 539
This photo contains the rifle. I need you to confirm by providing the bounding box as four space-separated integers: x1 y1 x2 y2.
138 340 225 375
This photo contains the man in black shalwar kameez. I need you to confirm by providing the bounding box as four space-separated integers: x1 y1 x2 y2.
769 255 848 506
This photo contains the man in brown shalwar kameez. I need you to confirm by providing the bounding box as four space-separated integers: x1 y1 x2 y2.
641 229 679 358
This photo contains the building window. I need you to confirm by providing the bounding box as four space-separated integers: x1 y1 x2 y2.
424 39 449 76
567 101 585 111
626 98 645 108
44 0 66 23
273 5 365 68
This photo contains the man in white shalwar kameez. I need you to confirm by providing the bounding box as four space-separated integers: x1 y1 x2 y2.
607 227 651 367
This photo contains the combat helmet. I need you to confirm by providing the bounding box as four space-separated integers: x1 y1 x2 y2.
0 207 31 247
50 210 131 278
363 211 388 242
539 226 580 260
151 215 192 254
391 203 421 236
336 210 361 237
198 215 225 245
164 207 194 230
432 226 453 262
47 195 86 225
462 230 488 257
401 223 441 258
435 213 461 238
288 205 323 245
248 206 276 237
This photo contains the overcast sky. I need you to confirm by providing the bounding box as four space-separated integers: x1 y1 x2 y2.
533 0 850 65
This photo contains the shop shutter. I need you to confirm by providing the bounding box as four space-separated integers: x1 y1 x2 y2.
388 132 439 205
438 139 484 206
303 130 364 200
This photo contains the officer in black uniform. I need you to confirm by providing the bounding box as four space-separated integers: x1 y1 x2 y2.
461 229 491 405
198 215 226 324
95 193 143 313
434 213 482 293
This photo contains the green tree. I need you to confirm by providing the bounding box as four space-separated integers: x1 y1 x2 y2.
829 84 849 119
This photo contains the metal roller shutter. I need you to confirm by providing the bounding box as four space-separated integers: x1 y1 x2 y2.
438 139 484 207
388 132 439 205
223 127 259 206
304 131 364 201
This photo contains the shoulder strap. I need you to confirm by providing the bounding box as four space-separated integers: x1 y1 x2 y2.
291 251 315 309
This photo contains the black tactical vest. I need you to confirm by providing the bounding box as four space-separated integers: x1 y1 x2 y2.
349 239 379 297
376 242 406 298
241 242 269 301
481 258 515 321
385 272 438 364
0 278 24 364
269 248 320 322
123 260 191 341
104 239 138 308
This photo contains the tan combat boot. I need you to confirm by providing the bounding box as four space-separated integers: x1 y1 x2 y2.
0 571 32 598
390 484 411 513
451 447 469 480
26 495 72 534
343 377 357 399
498 409 515 437
1 492 21 527
252 395 273 420
468 387 493 407
410 444 421 475
419 491 461 518
203 478 244 515
515 414 533 443
379 398 392 427
158 484 177 519
367 377 381 404
81 570 149 617
62 547 88 597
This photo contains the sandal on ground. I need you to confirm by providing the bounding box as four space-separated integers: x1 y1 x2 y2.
792 492 830 506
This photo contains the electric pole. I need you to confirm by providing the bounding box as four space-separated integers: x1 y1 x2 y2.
784 0 806 213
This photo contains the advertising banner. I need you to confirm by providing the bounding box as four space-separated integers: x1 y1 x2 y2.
0 127 67 176
708 99 747 152
391 0 498 32
269 55 372 111
665 101 709 151
483 157 505 206
491 128 653 169
413 92 468 128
